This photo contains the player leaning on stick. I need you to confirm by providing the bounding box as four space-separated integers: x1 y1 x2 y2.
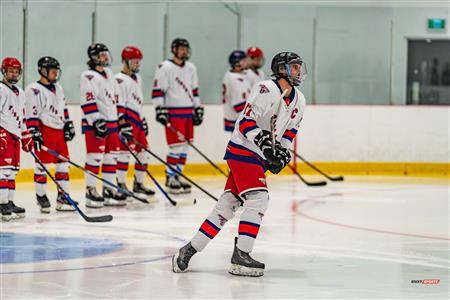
172 52 307 277
0 57 32 221
80 43 127 208
115 46 155 199
25 57 76 213
151 38 204 194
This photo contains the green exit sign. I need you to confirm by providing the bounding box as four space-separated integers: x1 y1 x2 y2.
428 19 446 29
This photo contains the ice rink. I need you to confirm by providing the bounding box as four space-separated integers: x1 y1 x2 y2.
1 175 449 299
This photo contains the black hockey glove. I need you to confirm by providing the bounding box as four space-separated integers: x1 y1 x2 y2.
142 117 149 136
118 116 133 141
265 144 291 174
193 106 204 126
29 127 43 152
93 119 107 139
155 106 169 126
63 121 75 142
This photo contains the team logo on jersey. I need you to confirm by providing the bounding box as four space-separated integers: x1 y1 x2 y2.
116 78 123 84
238 78 244 82
5 158 12 164
259 84 269 94
217 214 228 226
85 75 94 81
31 88 40 95
291 108 298 119
258 177 266 185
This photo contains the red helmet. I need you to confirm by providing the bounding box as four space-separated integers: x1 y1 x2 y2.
1 57 22 74
121 46 143 61
246 47 264 59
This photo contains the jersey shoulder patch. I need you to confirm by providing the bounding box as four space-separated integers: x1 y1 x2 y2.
31 88 40 95
116 78 124 84
85 74 94 81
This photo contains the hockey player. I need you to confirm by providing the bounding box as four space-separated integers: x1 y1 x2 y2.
244 47 266 88
25 56 76 213
152 38 204 194
172 52 307 277
0 57 33 220
80 43 127 208
222 50 251 132
115 46 155 199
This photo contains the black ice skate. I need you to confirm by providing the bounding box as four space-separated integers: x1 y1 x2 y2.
172 242 197 273
165 175 182 194
85 186 104 208
229 237 265 277
176 175 191 194
36 194 51 213
133 177 155 197
7 201 25 218
56 192 76 212
103 187 127 207
117 181 134 202
0 203 12 221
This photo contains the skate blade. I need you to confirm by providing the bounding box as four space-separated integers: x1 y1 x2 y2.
40 207 51 213
228 264 264 277
167 188 182 195
11 213 25 219
104 199 127 207
85 200 104 208
180 188 191 194
1 215 12 222
56 205 76 212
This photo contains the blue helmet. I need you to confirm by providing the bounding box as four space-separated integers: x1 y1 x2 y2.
228 50 246 68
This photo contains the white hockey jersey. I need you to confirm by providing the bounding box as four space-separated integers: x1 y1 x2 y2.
25 82 70 130
224 79 306 168
80 68 118 133
0 82 27 138
114 72 145 128
244 68 265 89
222 70 251 132
152 60 200 119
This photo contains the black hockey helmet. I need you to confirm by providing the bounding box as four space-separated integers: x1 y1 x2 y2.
87 43 112 67
271 52 307 86
171 38 190 60
38 56 61 83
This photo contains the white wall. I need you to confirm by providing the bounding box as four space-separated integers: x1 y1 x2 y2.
18 104 449 170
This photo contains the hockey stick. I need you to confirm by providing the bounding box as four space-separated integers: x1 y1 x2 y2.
166 123 228 177
290 150 344 181
30 151 113 222
41 145 149 203
288 164 327 187
133 139 219 202
119 138 196 206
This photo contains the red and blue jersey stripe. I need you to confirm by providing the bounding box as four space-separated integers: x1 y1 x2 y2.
282 128 298 142
168 107 194 119
26 117 40 128
224 141 265 168
117 104 126 116
151 89 165 99
81 102 99 115
125 107 143 129
224 118 236 132
64 108 70 120
238 118 258 138
233 101 246 113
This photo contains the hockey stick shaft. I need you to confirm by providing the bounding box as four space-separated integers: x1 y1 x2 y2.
41 145 148 203
288 164 327 187
290 150 344 181
133 139 219 202
119 138 177 206
30 151 113 222
166 123 228 177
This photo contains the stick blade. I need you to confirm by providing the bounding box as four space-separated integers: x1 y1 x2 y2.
84 214 113 223
330 176 344 181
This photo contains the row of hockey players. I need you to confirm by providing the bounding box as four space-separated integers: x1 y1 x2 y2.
0 39 267 220
0 38 203 219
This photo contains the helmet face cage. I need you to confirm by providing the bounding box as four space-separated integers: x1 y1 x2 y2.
271 52 307 86
1 58 22 84
88 43 112 67
126 58 142 74
121 46 143 73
